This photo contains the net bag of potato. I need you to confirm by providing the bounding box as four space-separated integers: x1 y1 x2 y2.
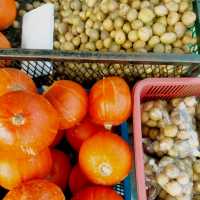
166 98 199 158
144 154 161 200
141 97 200 158
156 156 193 200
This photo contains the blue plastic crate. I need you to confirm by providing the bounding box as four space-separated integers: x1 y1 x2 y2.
116 122 137 200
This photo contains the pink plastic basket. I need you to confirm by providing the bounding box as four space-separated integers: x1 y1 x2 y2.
132 78 200 200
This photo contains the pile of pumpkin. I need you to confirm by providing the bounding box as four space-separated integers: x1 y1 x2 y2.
0 68 132 200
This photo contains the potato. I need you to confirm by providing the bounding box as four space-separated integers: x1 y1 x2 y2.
133 40 146 49
165 181 182 197
146 120 158 127
143 101 154 111
63 41 75 50
149 107 163 121
109 43 120 52
108 0 118 12
119 3 130 18
138 26 152 42
127 8 138 22
165 1 179 12
153 43 165 53
103 18 113 31
131 19 143 30
157 173 169 186
128 30 138 42
115 30 126 45
174 22 186 38
165 164 180 179
86 0 97 7
176 131 190 140
122 40 132 49
159 137 174 151
160 32 177 44
131 0 141 10
96 40 103 50
179 1 189 13
148 36 160 48
154 5 168 16
167 12 180 26
103 37 112 48
138 8 155 24
163 125 178 138
182 11 196 27
165 44 172 53
140 1 151 9
123 23 131 33
114 17 124 29
157 16 167 26
177 173 189 185
153 22 166 36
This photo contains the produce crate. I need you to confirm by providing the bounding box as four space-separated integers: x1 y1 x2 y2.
0 57 135 199
132 78 200 200
1 0 200 83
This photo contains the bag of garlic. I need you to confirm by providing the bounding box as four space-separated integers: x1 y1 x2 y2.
156 156 193 200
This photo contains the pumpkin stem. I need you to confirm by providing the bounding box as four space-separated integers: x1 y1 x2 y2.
99 163 112 176
104 124 112 130
11 114 25 126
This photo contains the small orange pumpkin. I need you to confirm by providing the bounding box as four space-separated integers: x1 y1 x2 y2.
0 148 52 190
89 76 131 128
0 33 12 67
44 80 88 129
50 130 65 147
3 179 65 200
0 91 59 158
0 68 37 96
71 186 123 200
79 131 132 185
46 149 71 190
0 0 16 30
66 117 104 151
69 164 92 194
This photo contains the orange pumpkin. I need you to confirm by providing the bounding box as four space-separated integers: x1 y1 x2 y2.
0 148 52 190
0 33 11 67
0 32 11 48
71 186 123 200
3 179 65 200
79 131 132 185
46 149 71 190
0 0 16 30
69 164 92 194
0 91 59 157
66 117 104 151
50 130 65 147
89 76 131 127
44 80 88 129
0 68 37 96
